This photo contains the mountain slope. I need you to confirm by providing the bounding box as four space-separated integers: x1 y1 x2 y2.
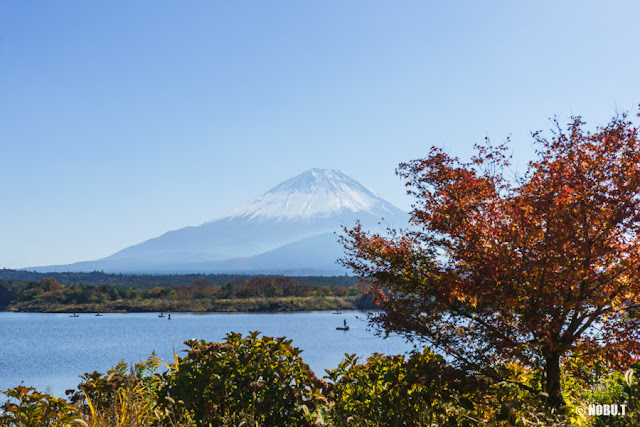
28 169 406 274
146 233 347 275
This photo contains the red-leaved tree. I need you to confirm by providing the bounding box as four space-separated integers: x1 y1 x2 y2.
341 111 640 410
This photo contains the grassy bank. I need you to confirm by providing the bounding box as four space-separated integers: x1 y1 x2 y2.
4 295 371 313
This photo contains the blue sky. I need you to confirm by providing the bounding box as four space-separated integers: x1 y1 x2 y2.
2 1 639 268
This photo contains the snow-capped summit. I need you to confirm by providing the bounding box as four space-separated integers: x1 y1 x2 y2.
29 169 406 274
218 169 403 223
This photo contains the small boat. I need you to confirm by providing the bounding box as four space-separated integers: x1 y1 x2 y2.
336 319 349 331
69 313 79 317
158 313 165 318
95 312 103 317
332 310 342 314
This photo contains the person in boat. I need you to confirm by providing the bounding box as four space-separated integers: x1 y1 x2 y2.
344 319 347 328
168 313 171 320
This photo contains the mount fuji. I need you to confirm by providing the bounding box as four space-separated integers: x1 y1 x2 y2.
28 169 407 275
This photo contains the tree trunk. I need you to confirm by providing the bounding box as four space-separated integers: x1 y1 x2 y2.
545 353 565 412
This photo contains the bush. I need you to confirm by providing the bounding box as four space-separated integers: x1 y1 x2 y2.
0 386 81 427
65 355 194 426
589 363 639 426
325 349 467 426
12 332 637 426
158 331 328 425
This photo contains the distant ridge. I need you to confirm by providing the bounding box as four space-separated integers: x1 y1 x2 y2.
27 169 406 274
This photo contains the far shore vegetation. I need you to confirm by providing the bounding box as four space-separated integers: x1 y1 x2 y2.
0 272 371 313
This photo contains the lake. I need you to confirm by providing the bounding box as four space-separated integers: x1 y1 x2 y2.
0 311 415 397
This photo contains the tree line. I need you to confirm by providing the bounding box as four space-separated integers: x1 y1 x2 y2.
0 269 358 289
0 276 364 311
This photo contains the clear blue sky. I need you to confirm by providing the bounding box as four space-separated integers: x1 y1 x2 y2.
2 1 639 268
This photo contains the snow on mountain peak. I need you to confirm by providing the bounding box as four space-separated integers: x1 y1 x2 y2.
216 169 403 223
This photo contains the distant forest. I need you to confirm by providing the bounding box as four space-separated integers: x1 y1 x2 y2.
0 269 358 289
0 270 367 312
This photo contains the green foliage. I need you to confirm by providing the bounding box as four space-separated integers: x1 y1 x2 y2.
473 361 569 426
0 385 81 427
159 332 328 426
65 355 194 426
325 349 460 425
566 362 640 426
11 331 640 426
0 279 18 308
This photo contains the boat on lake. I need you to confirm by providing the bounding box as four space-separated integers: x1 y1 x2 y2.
336 319 349 331
69 313 79 317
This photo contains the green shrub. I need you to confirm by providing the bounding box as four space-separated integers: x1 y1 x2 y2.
591 363 640 426
159 331 328 426
325 349 467 426
0 386 81 427
65 355 193 426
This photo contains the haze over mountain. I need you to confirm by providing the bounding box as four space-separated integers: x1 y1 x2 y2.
28 169 406 274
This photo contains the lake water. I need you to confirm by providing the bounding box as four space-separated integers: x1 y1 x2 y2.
0 311 415 397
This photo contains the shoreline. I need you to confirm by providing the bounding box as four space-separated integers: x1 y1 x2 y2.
2 295 373 314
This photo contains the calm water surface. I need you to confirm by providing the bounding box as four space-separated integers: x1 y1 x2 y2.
0 311 414 396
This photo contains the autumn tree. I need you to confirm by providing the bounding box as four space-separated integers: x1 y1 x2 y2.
341 111 640 411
